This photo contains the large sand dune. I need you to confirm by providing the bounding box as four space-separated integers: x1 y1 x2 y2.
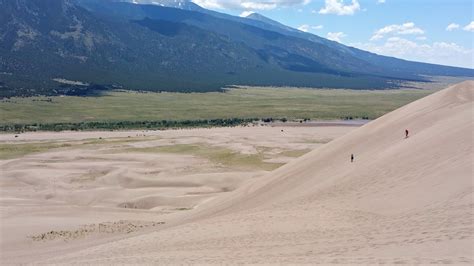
2 81 473 264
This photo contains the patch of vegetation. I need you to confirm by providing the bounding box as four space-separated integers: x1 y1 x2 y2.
28 220 165 242
299 138 333 144
175 207 193 211
278 149 312 158
0 142 73 160
70 170 109 183
0 136 150 160
122 144 282 171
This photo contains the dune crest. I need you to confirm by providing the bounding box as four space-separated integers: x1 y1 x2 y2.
40 81 474 263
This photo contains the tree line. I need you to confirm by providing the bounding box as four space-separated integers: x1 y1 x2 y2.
0 116 371 133
0 118 260 133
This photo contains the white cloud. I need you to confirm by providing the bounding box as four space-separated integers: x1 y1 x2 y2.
370 22 424 41
192 0 311 10
416 36 427 41
192 0 222 9
298 24 323 32
298 24 310 32
351 37 473 68
327 32 347 42
446 23 460 31
377 0 385 4
240 10 255 17
463 21 474 32
319 0 360 15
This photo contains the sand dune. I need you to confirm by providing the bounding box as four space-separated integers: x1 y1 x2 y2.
205 80 473 215
35 81 474 264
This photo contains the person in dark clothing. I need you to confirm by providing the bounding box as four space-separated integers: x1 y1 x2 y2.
405 129 409 138
351 154 354 163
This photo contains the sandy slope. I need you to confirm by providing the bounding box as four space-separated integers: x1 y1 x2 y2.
31 81 474 264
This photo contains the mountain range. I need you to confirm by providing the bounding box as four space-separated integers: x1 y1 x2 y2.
1 0 473 97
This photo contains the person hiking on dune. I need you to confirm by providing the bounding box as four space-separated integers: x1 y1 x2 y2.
351 154 354 163
405 129 409 138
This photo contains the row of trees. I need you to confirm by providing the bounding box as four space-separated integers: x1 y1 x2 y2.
0 116 372 133
0 118 260 133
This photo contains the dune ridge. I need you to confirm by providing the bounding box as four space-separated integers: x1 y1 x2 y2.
201 80 474 216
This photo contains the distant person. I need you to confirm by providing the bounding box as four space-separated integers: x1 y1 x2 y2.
351 154 354 163
405 129 409 138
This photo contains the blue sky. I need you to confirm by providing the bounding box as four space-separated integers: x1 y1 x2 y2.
190 0 473 68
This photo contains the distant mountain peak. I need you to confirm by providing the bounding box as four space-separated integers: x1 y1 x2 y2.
246 12 283 25
245 12 294 31
245 12 267 20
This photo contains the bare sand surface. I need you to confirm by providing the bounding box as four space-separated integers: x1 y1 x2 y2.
0 124 354 263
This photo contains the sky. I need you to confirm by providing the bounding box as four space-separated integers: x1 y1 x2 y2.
188 0 473 68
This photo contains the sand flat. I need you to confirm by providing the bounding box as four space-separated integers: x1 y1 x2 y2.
0 125 353 263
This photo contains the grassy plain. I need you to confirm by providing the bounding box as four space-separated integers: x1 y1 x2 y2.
0 87 434 125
